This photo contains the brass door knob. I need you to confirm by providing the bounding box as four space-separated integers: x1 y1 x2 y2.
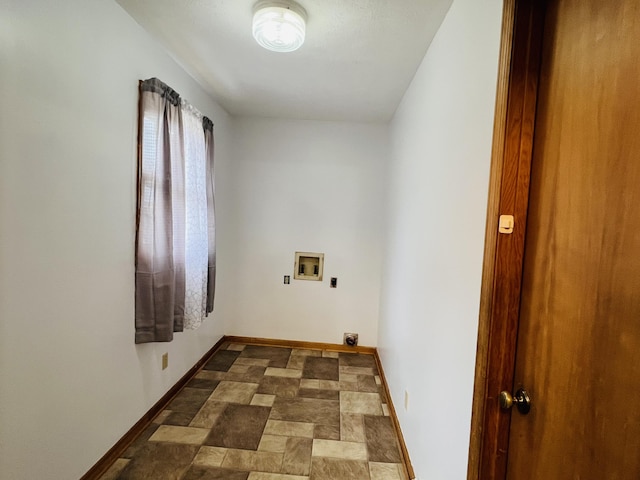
499 388 531 415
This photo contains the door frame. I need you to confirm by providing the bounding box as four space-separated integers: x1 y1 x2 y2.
466 0 547 478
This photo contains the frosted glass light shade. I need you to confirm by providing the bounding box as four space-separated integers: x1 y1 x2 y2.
252 2 306 53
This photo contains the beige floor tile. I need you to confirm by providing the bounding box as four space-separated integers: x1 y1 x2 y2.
235 357 271 367
209 380 258 404
222 449 283 473
99 458 129 480
339 373 358 383
228 364 251 373
259 434 290 453
265 367 302 378
251 393 276 406
340 391 383 415
152 410 173 424
221 449 258 470
286 355 307 370
264 420 315 438
299 379 320 389
148 425 210 445
322 351 340 358
190 400 227 428
339 381 359 391
227 344 246 351
253 450 283 472
282 437 313 475
291 349 322 357
248 473 309 480
193 446 227 467
311 439 368 461
369 462 404 480
339 366 375 376
340 413 365 442
318 380 340 390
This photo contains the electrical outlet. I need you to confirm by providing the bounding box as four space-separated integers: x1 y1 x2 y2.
404 390 409 411
162 352 169 370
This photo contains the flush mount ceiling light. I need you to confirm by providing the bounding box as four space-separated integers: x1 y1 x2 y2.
252 0 307 53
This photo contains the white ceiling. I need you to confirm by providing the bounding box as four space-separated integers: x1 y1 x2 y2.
116 0 453 122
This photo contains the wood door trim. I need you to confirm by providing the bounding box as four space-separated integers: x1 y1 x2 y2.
467 0 546 479
466 0 515 476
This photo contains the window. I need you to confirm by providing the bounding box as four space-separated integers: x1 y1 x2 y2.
134 78 215 344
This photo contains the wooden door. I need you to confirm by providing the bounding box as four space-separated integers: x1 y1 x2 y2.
504 0 640 478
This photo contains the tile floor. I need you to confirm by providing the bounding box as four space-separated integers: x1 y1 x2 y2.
100 343 408 480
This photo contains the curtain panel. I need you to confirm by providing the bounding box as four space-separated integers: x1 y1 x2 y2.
204 117 216 313
135 78 215 344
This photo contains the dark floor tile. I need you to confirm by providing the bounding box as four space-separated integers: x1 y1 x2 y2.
168 387 211 415
205 404 271 450
225 365 267 383
357 374 379 393
257 376 299 398
302 357 339 381
378 386 389 404
314 424 340 440
181 466 249 480
310 457 370 480
282 437 312 475
118 443 198 479
122 423 160 459
364 415 402 463
339 352 377 369
164 410 196 426
270 396 340 427
186 377 220 391
203 350 241 372
113 344 409 480
298 388 340 400
239 345 292 368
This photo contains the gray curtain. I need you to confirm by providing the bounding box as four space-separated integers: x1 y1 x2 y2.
204 117 216 313
135 78 186 343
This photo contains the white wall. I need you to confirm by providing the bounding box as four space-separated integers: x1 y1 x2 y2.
0 1 233 478
227 117 388 347
377 0 503 478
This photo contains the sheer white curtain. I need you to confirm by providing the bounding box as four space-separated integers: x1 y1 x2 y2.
181 101 209 330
